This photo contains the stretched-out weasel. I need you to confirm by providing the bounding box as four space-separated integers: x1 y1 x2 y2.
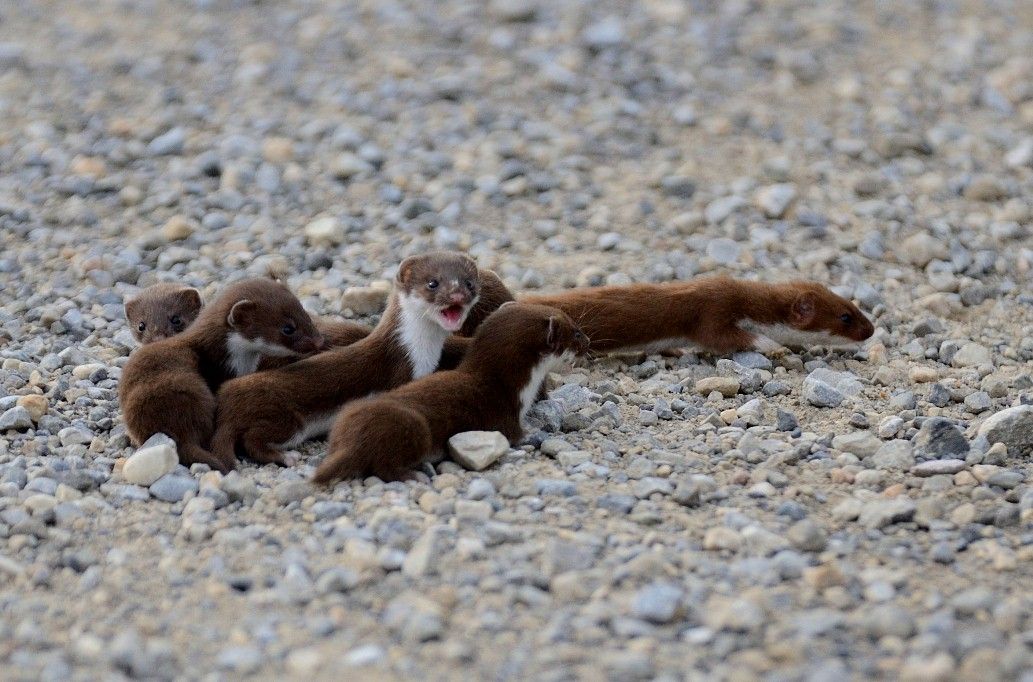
124 283 204 345
210 251 481 468
314 302 590 484
124 282 371 352
119 278 323 472
464 272 874 354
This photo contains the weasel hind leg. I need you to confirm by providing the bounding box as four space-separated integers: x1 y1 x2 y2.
179 442 236 474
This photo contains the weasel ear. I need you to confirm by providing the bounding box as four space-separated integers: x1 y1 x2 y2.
176 287 203 312
227 299 257 330
791 292 817 326
124 298 140 321
396 256 415 286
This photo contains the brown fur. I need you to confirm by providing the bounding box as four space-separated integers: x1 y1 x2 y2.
314 303 589 484
461 274 874 354
118 278 322 472
210 252 481 468
124 283 203 344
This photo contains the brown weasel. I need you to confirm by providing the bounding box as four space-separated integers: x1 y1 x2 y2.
124 283 204 344
210 251 482 468
463 272 874 354
124 281 371 352
314 302 590 484
119 278 323 472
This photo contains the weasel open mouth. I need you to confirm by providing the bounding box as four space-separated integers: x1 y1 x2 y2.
439 304 466 330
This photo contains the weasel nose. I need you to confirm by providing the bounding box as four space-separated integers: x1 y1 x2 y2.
449 292 467 304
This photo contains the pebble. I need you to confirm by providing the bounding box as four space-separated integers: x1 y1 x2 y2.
754 183 797 218
0 406 34 431
914 418 969 459
447 431 508 471
912 459 967 477
122 439 178 487
630 583 683 624
303 216 345 246
952 342 992 368
149 474 199 503
694 377 739 397
977 405 1033 456
787 519 827 552
16 395 47 422
802 369 861 408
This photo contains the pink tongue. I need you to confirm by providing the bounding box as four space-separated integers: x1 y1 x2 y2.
442 306 462 324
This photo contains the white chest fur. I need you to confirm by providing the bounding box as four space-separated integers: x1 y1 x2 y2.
396 293 450 379
224 332 296 377
519 351 572 420
738 321 848 350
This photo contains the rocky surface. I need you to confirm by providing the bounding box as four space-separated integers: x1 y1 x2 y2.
1 1 1033 679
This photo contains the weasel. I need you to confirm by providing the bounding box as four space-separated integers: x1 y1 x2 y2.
124 283 204 345
210 251 481 468
314 302 590 484
462 273 874 354
119 278 324 472
124 281 371 352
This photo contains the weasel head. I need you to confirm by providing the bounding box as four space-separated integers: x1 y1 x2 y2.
781 282 875 346
124 283 203 344
396 251 480 333
492 302 591 358
223 278 323 356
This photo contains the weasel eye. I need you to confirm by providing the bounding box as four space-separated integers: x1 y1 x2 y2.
464 279 475 291
281 323 296 336
427 279 439 290
839 313 853 324
137 322 146 332
170 314 182 327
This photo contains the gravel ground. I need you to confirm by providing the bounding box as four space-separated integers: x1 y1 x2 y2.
2 0 1033 679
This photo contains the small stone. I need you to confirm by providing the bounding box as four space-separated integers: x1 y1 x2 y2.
149 474 198 503
901 233 946 267
952 342 991 368
832 432 881 458
340 283 390 315
703 527 742 551
963 391 992 413
383 592 444 642
705 238 741 265
147 127 186 156
15 395 47 422
909 366 938 383
274 480 310 505
911 459 966 477
161 215 196 241
403 526 452 577
858 498 916 529
787 519 827 552
871 440 915 470
448 431 509 471
754 183 796 218
304 216 345 246
977 405 1033 456
986 470 1024 489
803 369 861 408
0 406 33 431
914 417 969 459
122 440 178 487
630 583 684 624
776 409 799 432
331 153 371 180
695 376 739 397
582 16 625 50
